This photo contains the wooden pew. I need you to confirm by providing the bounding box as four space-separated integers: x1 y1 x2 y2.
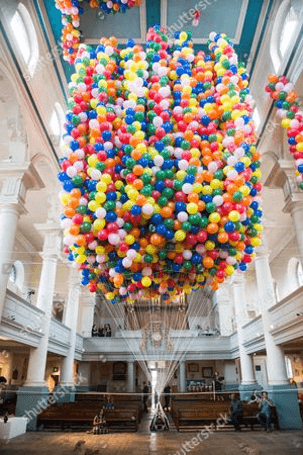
172 400 279 432
37 401 139 432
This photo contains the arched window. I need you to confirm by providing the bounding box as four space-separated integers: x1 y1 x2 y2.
296 260 303 287
273 280 280 303
285 356 293 379
8 260 25 292
10 3 39 77
252 108 261 131
280 5 298 58
50 103 65 148
270 0 300 73
287 257 303 293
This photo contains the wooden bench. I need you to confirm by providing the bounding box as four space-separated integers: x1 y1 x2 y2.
37 401 139 432
172 400 279 432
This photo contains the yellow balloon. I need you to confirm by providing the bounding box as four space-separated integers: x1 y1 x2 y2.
175 230 186 241
225 265 234 276
142 276 152 287
228 210 240 222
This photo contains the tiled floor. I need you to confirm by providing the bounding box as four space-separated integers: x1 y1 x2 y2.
1 413 303 455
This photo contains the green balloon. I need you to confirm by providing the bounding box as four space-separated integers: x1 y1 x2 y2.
164 219 174 229
206 202 216 213
81 222 91 233
76 205 87 214
158 196 168 206
144 253 153 263
104 200 115 211
182 221 191 231
72 175 83 186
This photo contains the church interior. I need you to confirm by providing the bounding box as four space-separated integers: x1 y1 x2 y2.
0 0 303 453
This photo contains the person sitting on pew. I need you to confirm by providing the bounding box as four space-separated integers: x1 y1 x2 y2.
257 391 274 431
164 384 171 411
229 393 243 432
92 325 98 337
248 389 261 404
98 325 105 337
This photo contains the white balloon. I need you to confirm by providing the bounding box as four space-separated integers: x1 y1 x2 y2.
142 204 154 215
122 257 132 268
127 249 137 259
213 195 224 206
154 155 164 166
95 208 106 218
177 211 188 222
183 250 192 260
108 233 120 245
179 159 189 171
182 183 193 194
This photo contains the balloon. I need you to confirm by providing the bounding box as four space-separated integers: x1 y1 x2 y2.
55 0 142 64
265 75 303 190
58 27 262 302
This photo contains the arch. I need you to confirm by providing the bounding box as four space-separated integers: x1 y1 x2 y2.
261 150 279 183
10 3 39 77
50 102 65 149
0 66 27 162
14 260 25 292
270 0 301 73
287 257 303 293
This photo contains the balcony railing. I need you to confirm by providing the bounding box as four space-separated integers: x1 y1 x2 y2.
269 285 303 344
0 289 45 346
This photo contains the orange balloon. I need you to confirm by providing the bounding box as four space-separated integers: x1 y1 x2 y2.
150 234 162 246
203 257 214 268
218 232 229 243
161 207 173 218
75 235 86 246
70 225 80 236
64 207 75 218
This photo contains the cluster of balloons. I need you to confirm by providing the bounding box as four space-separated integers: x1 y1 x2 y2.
55 0 142 64
265 75 303 190
58 26 262 304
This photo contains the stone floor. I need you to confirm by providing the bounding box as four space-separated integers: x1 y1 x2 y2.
1 412 303 455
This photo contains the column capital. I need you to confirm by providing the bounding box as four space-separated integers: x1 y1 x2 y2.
231 271 245 286
215 283 231 304
34 222 62 260
0 162 44 211
283 197 303 215
81 288 96 307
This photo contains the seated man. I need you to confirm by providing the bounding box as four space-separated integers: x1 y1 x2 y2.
248 389 261 404
257 391 274 431
229 393 243 431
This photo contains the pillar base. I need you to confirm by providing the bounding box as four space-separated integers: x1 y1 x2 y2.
53 385 76 403
239 383 261 401
16 386 49 431
267 384 302 430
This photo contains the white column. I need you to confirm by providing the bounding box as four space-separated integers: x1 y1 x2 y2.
0 162 43 321
0 204 22 321
215 284 234 336
289 202 303 264
254 243 289 385
24 224 61 387
179 360 186 392
78 289 95 337
232 274 256 385
60 267 81 388
128 361 135 393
